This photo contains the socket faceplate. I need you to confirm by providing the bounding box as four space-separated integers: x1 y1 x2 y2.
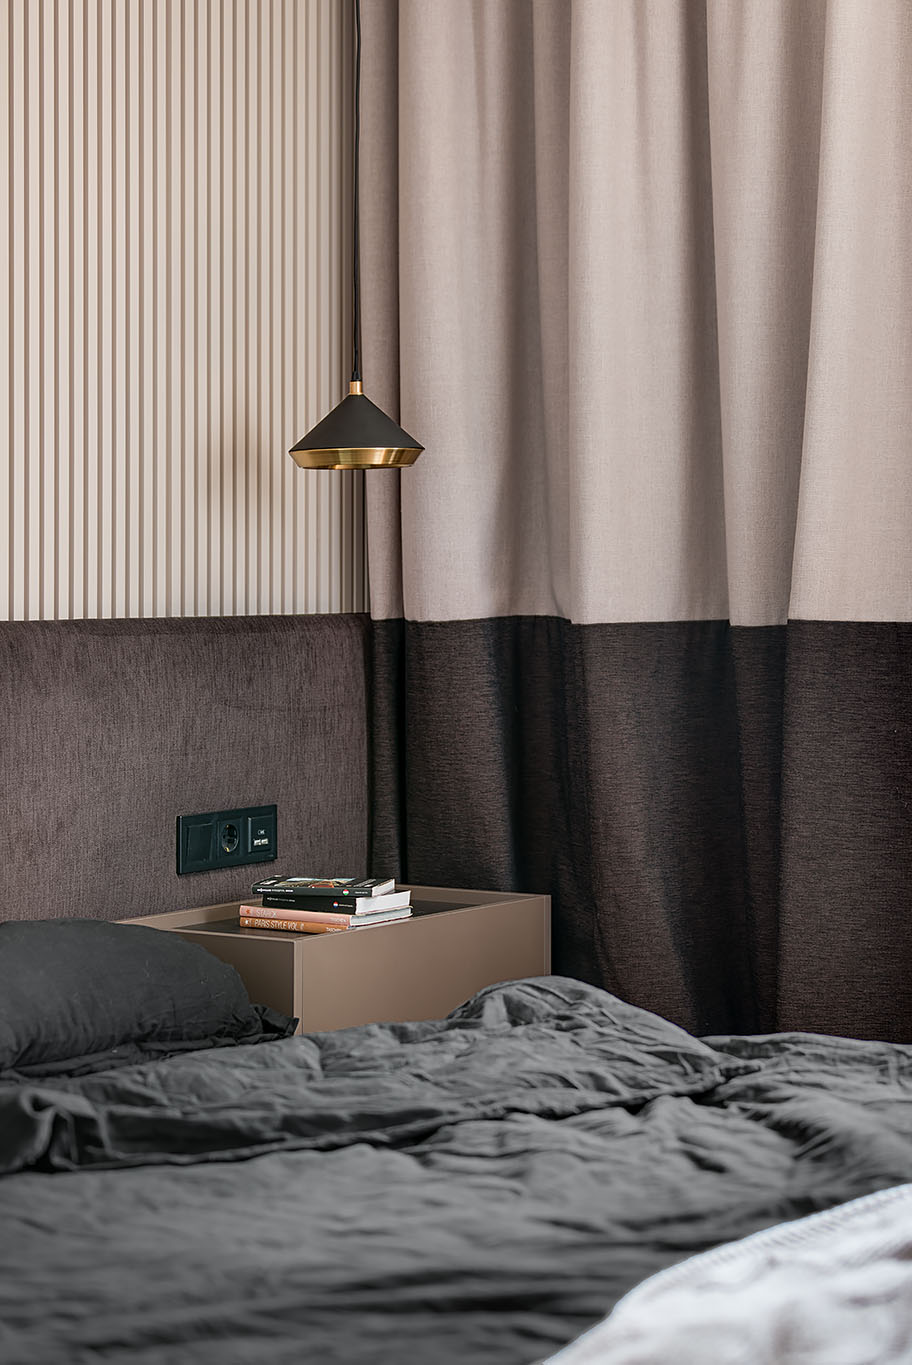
177 804 277 874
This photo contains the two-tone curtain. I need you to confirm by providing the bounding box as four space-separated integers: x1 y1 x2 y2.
361 0 912 1039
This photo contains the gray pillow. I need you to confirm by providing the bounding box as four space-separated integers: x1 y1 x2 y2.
0 918 295 1078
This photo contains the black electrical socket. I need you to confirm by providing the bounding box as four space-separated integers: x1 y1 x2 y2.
176 804 277 875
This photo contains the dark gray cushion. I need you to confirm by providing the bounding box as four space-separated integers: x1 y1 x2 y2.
0 918 294 1078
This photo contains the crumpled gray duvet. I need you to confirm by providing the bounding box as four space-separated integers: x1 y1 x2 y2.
2 976 912 1365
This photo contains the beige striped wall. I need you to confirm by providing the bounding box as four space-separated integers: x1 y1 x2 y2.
1 0 365 620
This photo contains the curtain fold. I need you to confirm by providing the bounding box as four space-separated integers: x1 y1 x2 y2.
362 0 912 1037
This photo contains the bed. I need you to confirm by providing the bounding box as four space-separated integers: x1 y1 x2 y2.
3 919 912 1364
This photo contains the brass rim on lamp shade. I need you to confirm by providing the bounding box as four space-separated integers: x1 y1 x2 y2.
288 1 424 471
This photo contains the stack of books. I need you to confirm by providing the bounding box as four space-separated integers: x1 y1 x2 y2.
238 876 412 934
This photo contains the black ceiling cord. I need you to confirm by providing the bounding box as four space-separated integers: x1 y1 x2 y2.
288 0 423 468
351 0 362 385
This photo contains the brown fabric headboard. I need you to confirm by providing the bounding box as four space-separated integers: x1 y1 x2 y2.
0 614 371 922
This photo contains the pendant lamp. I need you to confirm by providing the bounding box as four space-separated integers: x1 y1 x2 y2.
289 0 423 471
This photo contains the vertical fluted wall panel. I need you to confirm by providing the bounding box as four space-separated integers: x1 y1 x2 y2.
1 0 366 620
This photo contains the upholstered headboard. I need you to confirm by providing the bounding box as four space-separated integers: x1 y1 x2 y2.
0 614 371 922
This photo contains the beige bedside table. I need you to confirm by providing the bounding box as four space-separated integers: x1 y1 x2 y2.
126 885 551 1033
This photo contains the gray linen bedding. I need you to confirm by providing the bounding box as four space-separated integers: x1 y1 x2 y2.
2 976 912 1364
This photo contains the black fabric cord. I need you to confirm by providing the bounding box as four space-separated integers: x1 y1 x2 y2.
352 0 362 384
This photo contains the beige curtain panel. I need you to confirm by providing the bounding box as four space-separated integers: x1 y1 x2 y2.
363 0 912 627
361 0 912 1040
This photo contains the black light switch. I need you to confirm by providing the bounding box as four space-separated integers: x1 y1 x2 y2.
181 817 216 874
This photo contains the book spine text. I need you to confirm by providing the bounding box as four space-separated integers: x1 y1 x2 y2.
239 916 345 933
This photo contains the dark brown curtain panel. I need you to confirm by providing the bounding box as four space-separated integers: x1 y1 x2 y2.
361 0 912 1039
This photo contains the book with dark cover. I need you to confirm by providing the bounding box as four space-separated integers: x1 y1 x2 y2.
251 875 396 899
260 889 411 914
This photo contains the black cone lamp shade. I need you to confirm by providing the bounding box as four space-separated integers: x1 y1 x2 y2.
290 381 423 470
289 0 423 472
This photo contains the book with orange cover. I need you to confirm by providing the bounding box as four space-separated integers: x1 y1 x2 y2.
239 915 346 933
239 903 412 928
